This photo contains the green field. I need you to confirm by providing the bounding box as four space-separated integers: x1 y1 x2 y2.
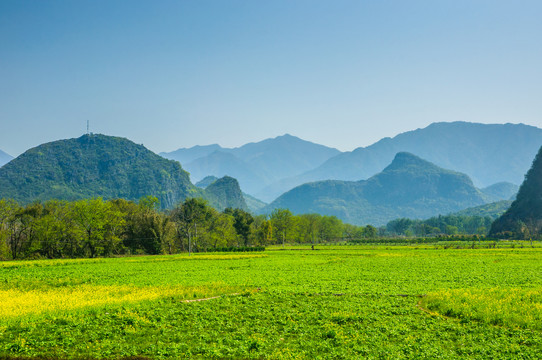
1 245 542 359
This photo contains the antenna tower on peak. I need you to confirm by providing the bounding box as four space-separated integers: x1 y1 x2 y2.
87 120 90 135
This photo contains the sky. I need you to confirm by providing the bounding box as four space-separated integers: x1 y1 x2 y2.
1 0 542 156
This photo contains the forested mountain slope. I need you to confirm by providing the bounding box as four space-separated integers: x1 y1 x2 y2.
264 152 489 226
0 134 247 210
490 146 542 238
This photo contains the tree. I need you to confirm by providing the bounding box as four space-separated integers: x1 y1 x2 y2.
71 198 125 257
270 209 294 246
298 213 321 244
224 208 254 246
363 225 378 239
318 216 342 242
171 198 212 254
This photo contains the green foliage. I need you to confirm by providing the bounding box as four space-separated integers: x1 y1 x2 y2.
224 208 254 246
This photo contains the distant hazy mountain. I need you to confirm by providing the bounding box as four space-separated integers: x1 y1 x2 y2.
184 151 268 195
490 146 542 238
453 200 513 219
0 149 13 167
161 134 340 196
195 175 220 189
263 152 489 226
161 144 223 165
260 122 542 202
0 134 247 211
480 182 519 202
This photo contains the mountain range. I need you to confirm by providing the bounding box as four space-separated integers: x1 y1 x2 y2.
0 134 247 211
263 152 510 226
255 122 542 201
161 134 340 196
0 149 13 167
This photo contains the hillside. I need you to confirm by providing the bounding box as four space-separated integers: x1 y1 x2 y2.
162 134 340 196
195 175 266 213
0 149 13 167
263 152 489 226
202 176 248 211
0 134 247 211
259 122 542 201
490 146 542 238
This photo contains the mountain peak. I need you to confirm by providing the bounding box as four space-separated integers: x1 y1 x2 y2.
384 152 440 173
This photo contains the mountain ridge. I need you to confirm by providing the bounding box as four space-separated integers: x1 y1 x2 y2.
263 152 490 226
257 122 542 201
161 134 340 195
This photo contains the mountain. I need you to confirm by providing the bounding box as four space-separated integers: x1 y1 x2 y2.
203 176 248 211
195 175 266 213
490 146 542 238
161 134 340 196
184 151 268 195
0 134 247 211
480 182 519 201
263 152 489 226
160 144 223 165
0 149 13 167
260 122 542 202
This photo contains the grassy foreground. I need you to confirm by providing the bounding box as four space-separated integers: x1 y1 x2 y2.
1 246 542 359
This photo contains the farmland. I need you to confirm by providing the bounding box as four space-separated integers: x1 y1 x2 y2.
1 245 542 359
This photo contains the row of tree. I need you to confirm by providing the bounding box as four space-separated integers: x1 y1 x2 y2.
0 196 506 260
0 197 379 260
385 215 494 237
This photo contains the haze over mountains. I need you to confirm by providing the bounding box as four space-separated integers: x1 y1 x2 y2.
257 122 542 201
160 134 340 196
0 134 247 211
264 152 500 226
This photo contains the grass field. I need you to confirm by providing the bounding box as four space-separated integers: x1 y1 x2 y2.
1 245 542 359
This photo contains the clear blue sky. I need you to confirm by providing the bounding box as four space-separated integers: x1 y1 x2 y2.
1 0 541 156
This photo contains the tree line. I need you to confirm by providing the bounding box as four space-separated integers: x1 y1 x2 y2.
385 215 494 237
0 197 379 260
0 196 504 260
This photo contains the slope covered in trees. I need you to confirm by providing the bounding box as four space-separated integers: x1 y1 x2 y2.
260 122 539 201
0 134 247 211
264 152 489 225
196 175 267 213
490 146 542 238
